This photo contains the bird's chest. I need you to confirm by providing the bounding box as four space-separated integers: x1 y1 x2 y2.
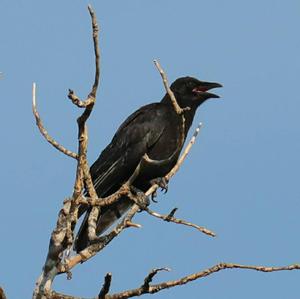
137 116 184 182
148 116 184 160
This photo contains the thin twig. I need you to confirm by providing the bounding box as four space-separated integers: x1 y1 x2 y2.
141 268 170 291
125 221 142 228
166 122 203 180
145 207 216 237
153 60 187 155
88 4 100 98
68 5 100 108
68 89 94 108
32 83 78 159
153 60 183 115
98 273 112 299
165 207 177 220
77 185 131 207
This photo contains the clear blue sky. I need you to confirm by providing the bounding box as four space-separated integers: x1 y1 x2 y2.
1 1 300 298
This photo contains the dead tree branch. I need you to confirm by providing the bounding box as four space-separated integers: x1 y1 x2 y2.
153 60 187 153
104 262 300 299
98 273 112 299
166 121 202 180
32 83 78 159
153 60 184 115
145 207 216 237
51 262 300 299
68 5 100 108
141 268 171 292
33 5 100 299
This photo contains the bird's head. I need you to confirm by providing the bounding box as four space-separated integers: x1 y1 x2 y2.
169 76 222 109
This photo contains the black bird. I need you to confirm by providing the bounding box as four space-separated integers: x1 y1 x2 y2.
74 76 222 252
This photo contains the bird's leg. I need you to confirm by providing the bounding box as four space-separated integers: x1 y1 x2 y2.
150 177 169 202
130 186 150 211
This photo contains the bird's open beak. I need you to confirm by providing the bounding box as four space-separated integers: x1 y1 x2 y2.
192 82 222 98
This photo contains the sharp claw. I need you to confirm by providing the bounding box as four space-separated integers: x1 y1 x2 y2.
150 177 169 200
159 178 168 193
151 192 158 203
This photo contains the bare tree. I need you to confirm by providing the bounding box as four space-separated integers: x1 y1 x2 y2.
1 5 298 299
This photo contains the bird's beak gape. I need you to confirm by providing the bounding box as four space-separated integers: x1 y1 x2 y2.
192 82 222 98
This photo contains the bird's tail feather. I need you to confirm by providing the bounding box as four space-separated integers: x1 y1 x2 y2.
74 196 132 253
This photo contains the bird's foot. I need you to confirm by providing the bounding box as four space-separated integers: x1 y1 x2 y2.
151 177 169 192
130 186 150 211
150 177 169 202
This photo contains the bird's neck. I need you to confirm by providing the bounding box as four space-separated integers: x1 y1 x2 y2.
161 94 197 138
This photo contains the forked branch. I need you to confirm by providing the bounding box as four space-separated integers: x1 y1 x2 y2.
33 6 100 299
52 262 300 299
145 207 216 237
68 5 100 109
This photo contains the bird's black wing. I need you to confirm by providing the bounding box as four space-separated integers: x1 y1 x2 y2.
90 102 167 196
